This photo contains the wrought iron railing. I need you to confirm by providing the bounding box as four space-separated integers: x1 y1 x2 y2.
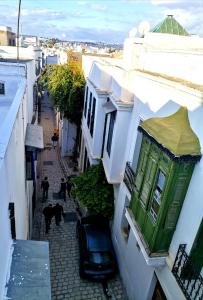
172 244 203 300
124 162 136 194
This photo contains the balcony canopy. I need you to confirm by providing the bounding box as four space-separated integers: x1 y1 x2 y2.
139 107 201 160
25 124 44 149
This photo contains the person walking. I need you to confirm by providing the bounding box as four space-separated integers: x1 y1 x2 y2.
53 203 64 226
66 177 72 198
51 133 59 149
41 176 49 200
43 204 53 234
58 178 67 201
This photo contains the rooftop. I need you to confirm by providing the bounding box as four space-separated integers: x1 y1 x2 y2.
151 15 189 36
6 240 51 300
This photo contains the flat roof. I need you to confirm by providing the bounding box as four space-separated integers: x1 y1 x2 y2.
6 240 51 300
0 58 33 63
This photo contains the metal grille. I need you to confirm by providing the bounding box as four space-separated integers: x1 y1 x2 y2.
123 162 135 194
172 244 203 300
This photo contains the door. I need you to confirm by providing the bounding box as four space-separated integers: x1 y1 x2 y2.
152 280 167 300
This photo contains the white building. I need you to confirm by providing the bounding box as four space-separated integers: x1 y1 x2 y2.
80 16 203 300
0 55 50 299
19 34 39 48
0 45 43 75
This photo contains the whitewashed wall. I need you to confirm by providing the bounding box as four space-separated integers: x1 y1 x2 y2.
0 79 29 299
123 33 203 84
113 73 203 299
60 118 77 157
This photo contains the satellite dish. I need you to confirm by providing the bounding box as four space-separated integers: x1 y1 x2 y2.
138 21 150 37
129 27 137 38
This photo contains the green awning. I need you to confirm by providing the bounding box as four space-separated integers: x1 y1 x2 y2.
140 107 201 158
151 15 189 36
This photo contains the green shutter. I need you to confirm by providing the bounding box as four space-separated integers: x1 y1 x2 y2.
140 155 157 207
134 137 150 192
190 221 203 274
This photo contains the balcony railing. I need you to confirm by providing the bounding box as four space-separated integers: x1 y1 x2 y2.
172 244 203 300
124 162 135 194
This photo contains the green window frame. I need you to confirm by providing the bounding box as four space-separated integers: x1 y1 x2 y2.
149 170 166 222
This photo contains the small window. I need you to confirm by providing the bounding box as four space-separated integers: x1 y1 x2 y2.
121 197 130 242
0 82 5 95
90 97 96 136
150 170 166 221
26 151 34 180
106 111 116 156
9 203 16 239
87 92 92 127
84 86 88 117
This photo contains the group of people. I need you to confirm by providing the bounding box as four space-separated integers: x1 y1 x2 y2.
43 203 64 234
41 176 73 233
41 176 72 202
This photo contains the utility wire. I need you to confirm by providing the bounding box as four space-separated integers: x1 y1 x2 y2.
17 0 22 62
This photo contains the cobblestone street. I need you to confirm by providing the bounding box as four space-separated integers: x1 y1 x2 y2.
32 92 127 300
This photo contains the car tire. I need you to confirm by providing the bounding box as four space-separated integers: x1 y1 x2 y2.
79 264 85 279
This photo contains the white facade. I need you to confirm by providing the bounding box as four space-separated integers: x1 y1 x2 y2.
0 57 43 298
80 27 203 300
0 45 43 75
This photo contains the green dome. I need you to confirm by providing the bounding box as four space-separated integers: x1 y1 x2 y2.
140 107 201 158
151 15 189 36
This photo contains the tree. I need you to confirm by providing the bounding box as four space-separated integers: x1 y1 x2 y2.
42 63 85 125
41 62 85 153
71 162 114 219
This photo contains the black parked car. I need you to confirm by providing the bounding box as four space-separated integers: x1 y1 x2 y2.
77 215 117 280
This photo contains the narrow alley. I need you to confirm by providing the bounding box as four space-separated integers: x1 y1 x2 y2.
32 92 127 300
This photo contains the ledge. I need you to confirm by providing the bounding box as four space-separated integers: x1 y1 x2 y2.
125 208 167 267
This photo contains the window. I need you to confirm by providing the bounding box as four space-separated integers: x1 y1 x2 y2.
87 92 92 127
121 197 130 242
90 97 96 136
9 203 16 239
84 86 88 117
150 171 166 221
106 111 116 156
26 151 34 180
131 134 196 253
0 82 5 95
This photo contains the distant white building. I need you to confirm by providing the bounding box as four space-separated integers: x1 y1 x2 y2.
80 16 203 300
19 34 39 48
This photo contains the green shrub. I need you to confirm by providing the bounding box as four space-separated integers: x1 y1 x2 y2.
71 162 114 219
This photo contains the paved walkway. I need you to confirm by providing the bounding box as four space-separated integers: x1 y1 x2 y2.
32 92 127 300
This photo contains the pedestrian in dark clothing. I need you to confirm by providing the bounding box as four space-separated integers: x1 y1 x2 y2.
41 176 49 200
43 204 53 233
66 178 72 198
53 203 64 226
51 133 59 149
59 178 66 201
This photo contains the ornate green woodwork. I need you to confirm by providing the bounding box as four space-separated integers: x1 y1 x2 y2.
130 135 196 254
189 220 203 273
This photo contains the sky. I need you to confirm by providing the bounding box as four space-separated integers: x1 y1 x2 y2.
0 0 203 43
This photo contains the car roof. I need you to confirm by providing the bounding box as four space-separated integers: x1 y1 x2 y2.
84 224 112 252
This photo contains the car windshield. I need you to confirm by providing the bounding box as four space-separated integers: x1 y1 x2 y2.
84 224 112 252
88 251 112 264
